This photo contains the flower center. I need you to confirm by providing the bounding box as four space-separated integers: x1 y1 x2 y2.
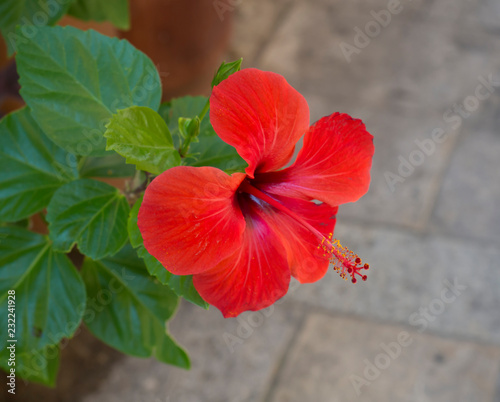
238 179 369 283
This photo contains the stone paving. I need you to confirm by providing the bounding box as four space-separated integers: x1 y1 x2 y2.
17 0 500 401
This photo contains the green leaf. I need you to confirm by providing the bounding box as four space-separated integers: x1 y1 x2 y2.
158 96 246 172
127 194 143 248
105 106 181 175
211 58 243 87
0 108 78 222
68 0 130 30
0 344 60 387
46 178 129 259
0 227 86 358
1 218 29 229
138 246 208 310
128 196 209 309
14 345 60 387
187 133 248 173
81 245 189 368
79 153 136 178
16 25 162 156
0 0 73 55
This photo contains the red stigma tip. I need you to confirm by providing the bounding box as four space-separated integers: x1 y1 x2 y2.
324 238 370 284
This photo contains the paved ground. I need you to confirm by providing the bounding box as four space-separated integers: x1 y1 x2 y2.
10 0 500 401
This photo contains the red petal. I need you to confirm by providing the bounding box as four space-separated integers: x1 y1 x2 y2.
138 167 246 275
255 113 374 206
210 68 310 178
193 194 291 318
263 193 338 283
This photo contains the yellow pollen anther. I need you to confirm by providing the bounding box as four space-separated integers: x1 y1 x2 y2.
320 238 370 284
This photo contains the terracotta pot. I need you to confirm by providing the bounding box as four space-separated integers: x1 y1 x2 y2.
1 1 232 110
0 35 8 68
58 15 118 37
0 37 23 117
120 0 233 100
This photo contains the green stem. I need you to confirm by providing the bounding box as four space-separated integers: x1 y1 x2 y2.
179 118 201 157
38 211 48 225
198 99 210 122
77 156 88 173
179 135 193 158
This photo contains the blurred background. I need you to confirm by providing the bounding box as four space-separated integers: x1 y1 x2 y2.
2 0 500 401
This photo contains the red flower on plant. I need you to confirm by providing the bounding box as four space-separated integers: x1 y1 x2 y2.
138 68 374 318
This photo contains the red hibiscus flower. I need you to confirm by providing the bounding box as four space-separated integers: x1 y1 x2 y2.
138 68 374 318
